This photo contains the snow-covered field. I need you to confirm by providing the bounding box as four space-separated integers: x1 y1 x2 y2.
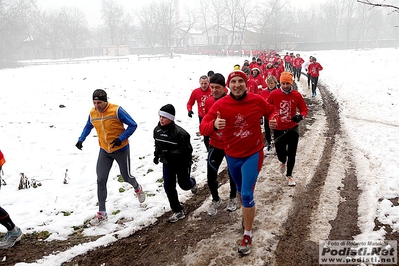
0 48 398 265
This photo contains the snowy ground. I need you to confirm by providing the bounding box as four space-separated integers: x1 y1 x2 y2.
0 48 398 265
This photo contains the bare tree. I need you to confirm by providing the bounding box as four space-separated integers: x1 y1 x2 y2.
352 3 382 48
117 13 134 46
210 0 228 46
224 0 250 51
255 0 289 49
156 0 176 54
173 4 200 52
35 9 64 59
100 0 125 46
0 0 38 60
91 26 109 52
199 0 228 47
343 1 356 46
198 0 211 45
318 0 351 44
291 8 318 44
357 0 399 30
234 0 255 49
357 0 399 13
59 7 89 58
136 3 159 51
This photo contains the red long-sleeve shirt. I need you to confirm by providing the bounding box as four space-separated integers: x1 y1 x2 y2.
292 57 305 68
268 88 308 131
187 87 212 118
246 79 259 94
200 93 276 158
261 87 277 101
308 62 323 77
203 95 225 149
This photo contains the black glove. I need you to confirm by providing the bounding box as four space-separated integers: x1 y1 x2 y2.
110 138 122 148
188 110 194 118
75 141 83 150
153 157 159 165
291 115 303 123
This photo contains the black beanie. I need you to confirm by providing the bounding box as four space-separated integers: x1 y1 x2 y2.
209 73 225 87
159 104 175 121
93 89 107 102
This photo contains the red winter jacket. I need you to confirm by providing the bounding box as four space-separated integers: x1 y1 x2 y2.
200 93 277 158
250 73 267 92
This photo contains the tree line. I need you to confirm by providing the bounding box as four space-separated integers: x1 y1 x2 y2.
0 0 398 61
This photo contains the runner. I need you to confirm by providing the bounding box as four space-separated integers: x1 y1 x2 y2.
267 72 309 186
187 75 212 150
200 70 278 255
200 73 237 216
308 57 323 97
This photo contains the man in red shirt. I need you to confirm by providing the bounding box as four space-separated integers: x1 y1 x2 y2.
303 56 313 89
248 57 257 70
242 67 258 93
283 52 292 72
202 73 237 216
187 75 212 150
292 54 305 81
268 72 308 187
308 57 323 97
249 68 266 94
200 70 277 255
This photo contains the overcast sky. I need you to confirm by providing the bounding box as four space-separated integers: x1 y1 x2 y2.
36 0 327 27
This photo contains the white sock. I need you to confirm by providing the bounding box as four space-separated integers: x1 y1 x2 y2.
244 230 252 238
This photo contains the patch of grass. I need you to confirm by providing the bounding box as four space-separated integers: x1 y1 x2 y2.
72 225 84 231
30 230 51 240
156 177 164 183
119 187 125 193
112 210 121 215
117 175 124 182
62 211 72 216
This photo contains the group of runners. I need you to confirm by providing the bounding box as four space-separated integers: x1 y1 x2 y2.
185 50 322 254
0 50 323 257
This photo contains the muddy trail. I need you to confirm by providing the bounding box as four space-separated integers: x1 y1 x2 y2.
2 81 394 266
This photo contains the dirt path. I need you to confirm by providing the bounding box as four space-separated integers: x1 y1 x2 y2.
64 82 358 266
0 82 366 266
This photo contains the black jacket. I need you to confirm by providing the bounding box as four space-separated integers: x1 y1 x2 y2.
153 121 193 166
